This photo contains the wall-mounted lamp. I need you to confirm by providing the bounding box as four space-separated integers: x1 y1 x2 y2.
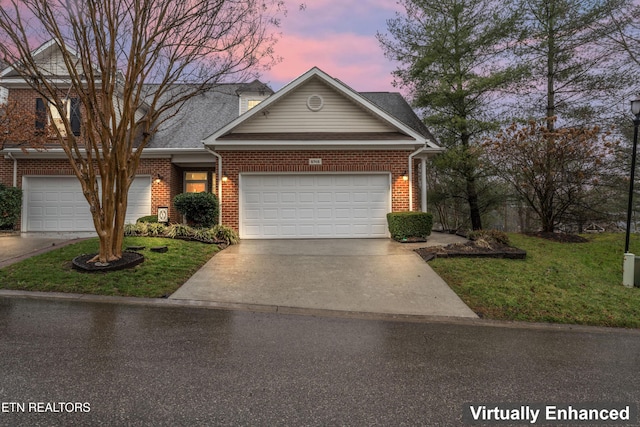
221 173 228 182
154 174 163 184
402 171 409 181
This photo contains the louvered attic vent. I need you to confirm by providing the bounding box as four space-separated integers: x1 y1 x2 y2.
307 94 324 111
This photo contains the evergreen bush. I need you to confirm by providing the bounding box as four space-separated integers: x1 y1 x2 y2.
386 211 433 240
0 184 22 230
173 192 219 227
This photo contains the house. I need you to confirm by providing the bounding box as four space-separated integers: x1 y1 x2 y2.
0 42 443 239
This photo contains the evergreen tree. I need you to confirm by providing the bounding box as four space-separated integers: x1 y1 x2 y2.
378 0 525 230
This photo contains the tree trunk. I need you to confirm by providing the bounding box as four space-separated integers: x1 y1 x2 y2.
466 175 483 230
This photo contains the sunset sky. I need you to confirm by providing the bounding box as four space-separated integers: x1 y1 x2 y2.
261 0 403 93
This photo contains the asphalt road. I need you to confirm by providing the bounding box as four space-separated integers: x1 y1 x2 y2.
0 297 639 426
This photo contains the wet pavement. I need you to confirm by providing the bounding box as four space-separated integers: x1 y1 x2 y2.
171 237 477 318
0 297 638 426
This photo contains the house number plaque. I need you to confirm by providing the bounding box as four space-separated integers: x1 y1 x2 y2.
157 206 169 223
309 158 322 165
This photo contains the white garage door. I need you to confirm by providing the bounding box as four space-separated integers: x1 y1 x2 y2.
23 176 152 232
240 173 390 239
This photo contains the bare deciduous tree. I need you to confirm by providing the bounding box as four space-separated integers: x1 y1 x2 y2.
0 0 284 262
484 118 618 232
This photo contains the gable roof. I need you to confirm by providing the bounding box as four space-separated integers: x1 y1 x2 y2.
203 67 441 150
0 39 79 80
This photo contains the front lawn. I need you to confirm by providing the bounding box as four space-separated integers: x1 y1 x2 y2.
430 233 640 328
0 237 219 297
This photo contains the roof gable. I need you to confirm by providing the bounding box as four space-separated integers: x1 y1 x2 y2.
232 76 396 134
204 67 440 149
0 39 81 80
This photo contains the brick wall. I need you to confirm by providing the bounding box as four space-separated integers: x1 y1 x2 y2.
219 150 413 231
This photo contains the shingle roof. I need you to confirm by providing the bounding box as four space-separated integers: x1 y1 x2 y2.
147 84 244 149
360 92 436 143
147 84 437 149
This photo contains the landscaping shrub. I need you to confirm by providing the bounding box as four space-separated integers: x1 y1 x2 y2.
136 215 158 223
146 222 167 236
210 225 239 245
387 211 433 240
0 184 22 230
467 229 510 245
124 222 150 236
173 192 219 227
166 223 194 239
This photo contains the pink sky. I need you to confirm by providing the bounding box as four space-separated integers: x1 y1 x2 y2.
261 0 402 93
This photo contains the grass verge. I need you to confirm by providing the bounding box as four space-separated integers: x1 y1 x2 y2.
0 237 219 298
430 233 640 328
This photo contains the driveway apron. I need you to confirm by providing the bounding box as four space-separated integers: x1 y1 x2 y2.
170 238 477 318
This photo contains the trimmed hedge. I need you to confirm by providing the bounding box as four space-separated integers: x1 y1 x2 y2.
136 215 159 223
0 184 22 230
173 192 219 228
387 211 433 240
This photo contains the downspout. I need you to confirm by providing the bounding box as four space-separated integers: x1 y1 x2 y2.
206 147 223 226
408 145 426 212
7 152 17 187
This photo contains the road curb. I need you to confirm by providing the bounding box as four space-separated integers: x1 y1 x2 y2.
1 289 639 335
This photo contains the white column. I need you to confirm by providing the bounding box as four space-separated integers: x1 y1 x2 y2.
421 158 427 212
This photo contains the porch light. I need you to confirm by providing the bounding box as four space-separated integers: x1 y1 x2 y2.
154 174 163 184
402 171 408 181
221 173 228 182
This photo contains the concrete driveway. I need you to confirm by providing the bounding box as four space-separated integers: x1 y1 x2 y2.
0 234 85 268
170 236 477 318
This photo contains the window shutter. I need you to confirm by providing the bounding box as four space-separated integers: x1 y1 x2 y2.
35 98 46 130
70 98 81 136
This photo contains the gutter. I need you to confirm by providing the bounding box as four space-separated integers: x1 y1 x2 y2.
204 146 223 226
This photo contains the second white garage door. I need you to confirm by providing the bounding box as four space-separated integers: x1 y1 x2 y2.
23 176 152 232
240 173 390 239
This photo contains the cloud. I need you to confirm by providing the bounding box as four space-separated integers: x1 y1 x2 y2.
262 1 405 92
263 32 398 92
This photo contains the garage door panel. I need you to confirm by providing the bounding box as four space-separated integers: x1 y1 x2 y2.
263 208 279 219
298 208 314 219
299 192 314 203
335 193 350 203
317 208 332 219
317 192 332 203
280 208 295 219
263 192 279 203
335 208 350 219
241 174 390 239
246 193 261 204
25 176 151 232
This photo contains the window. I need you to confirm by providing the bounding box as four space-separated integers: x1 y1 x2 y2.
35 97 81 137
50 99 70 136
185 172 208 193
247 99 262 110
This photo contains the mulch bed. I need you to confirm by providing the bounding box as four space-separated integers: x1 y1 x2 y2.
72 251 144 272
415 240 527 262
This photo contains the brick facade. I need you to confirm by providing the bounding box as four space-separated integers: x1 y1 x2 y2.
0 156 176 229
217 150 417 231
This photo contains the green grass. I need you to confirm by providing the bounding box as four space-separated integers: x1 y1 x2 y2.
430 233 640 328
0 237 219 297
